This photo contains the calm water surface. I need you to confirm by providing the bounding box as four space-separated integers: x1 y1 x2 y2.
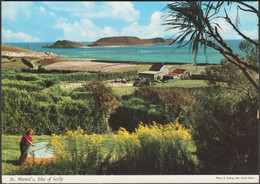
6 40 244 64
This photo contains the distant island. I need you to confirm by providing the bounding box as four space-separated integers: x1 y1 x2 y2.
42 40 87 48
88 36 174 47
42 37 174 49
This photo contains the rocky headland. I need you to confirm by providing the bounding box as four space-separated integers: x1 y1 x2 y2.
42 40 87 48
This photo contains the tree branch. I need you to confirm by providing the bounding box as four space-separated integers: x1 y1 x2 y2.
236 1 260 17
214 26 259 72
204 40 259 90
224 13 259 47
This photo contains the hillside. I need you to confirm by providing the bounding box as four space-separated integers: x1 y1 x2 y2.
42 40 87 48
2 44 60 58
88 36 173 47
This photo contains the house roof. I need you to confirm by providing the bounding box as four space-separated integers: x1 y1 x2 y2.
149 63 165 71
172 69 185 74
164 73 178 77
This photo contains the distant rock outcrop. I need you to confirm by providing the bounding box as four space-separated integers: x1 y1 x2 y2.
88 36 173 47
42 40 87 48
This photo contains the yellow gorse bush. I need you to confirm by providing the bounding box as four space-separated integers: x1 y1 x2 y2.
114 127 140 154
135 122 163 141
51 133 69 159
162 121 193 141
50 122 199 174
111 119 199 174
113 120 194 150
51 126 104 161
127 119 193 142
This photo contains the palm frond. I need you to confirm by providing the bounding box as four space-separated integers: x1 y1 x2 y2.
163 1 219 64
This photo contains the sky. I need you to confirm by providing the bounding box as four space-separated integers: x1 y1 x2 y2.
1 1 259 43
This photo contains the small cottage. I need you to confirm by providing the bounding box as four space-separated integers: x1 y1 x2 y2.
163 73 178 81
138 64 169 80
163 69 186 81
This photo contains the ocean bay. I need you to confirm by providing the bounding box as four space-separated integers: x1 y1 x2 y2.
7 40 244 64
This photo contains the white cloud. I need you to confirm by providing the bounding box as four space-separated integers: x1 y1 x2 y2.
2 28 41 42
54 19 118 41
101 27 118 36
209 5 259 40
106 2 140 22
36 6 46 12
121 11 176 39
209 19 259 40
43 2 95 12
2 2 32 21
242 29 259 40
214 18 232 32
45 1 139 22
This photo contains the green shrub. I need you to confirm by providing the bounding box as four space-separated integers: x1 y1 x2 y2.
16 73 40 81
193 88 258 174
70 91 92 100
109 104 177 132
34 70 138 82
2 80 45 92
2 87 107 135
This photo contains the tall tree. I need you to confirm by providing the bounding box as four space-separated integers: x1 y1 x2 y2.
203 40 258 99
79 81 118 133
163 1 259 90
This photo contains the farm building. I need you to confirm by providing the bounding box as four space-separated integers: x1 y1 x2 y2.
163 73 179 81
163 69 187 81
138 64 169 80
172 69 186 74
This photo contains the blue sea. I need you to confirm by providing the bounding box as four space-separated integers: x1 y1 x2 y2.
5 40 244 64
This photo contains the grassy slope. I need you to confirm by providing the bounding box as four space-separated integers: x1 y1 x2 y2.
2 44 35 53
2 44 40 70
2 58 29 70
112 86 138 96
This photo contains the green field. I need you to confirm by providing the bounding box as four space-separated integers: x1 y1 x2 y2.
154 79 208 88
112 86 138 96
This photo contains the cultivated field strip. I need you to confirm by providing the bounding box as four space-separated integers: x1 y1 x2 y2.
44 61 138 72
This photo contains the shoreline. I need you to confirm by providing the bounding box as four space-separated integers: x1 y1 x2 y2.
90 59 219 66
2 44 219 67
86 43 170 48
